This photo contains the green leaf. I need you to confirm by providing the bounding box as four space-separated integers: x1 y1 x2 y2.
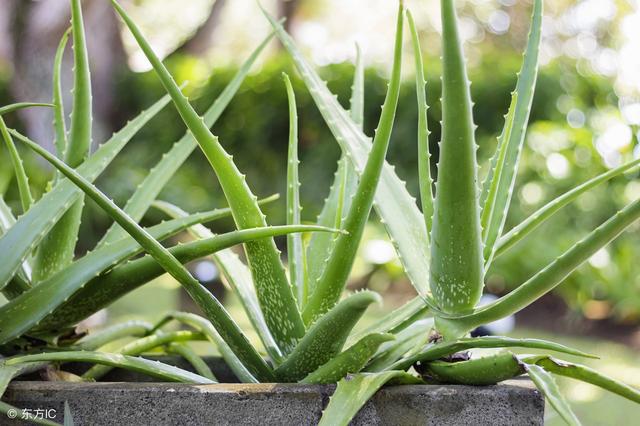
34 223 334 336
283 73 307 307
112 0 305 354
82 330 204 380
263 5 435 307
523 355 640 404
5 351 216 384
64 401 74 426
152 199 284 365
365 319 433 372
301 333 394 384
436 196 640 335
0 92 171 290
494 156 640 259
11 134 278 382
302 2 404 324
524 363 581 426
167 342 217 382
407 10 434 234
481 0 543 267
0 103 54 115
53 28 71 158
97 31 274 247
318 371 422 426
275 291 381 382
348 296 430 344
76 320 154 350
0 195 32 296
1 114 36 211
430 0 484 314
158 312 258 383
390 335 597 371
419 352 524 385
34 0 94 282
0 362 58 426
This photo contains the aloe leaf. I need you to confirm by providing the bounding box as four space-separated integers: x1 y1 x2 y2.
64 401 74 426
282 73 307 307
34 0 93 282
10 135 281 382
167 342 217 381
34 223 334 336
0 103 54 115
76 320 154 350
158 312 258 383
1 113 36 211
524 363 581 426
301 333 394 384
82 330 204 380
420 352 524 385
152 199 284 365
365 319 433 372
0 362 58 426
263 6 435 307
390 335 596 371
0 93 171 292
97 32 274 248
5 351 216 384
437 196 640 335
522 355 640 404
302 2 404 324
494 156 640 260
275 291 381 382
430 0 484 314
349 296 430 344
53 28 71 158
407 10 434 234
481 0 543 266
0 196 32 295
318 370 422 426
112 0 305 354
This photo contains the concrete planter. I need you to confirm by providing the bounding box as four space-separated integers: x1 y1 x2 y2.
3 357 544 425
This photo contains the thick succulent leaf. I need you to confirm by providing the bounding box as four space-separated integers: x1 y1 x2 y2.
275 291 381 382
318 370 422 426
283 73 307 307
158 312 257 383
167 342 217 381
2 202 271 339
348 296 430 344
0 196 31 296
53 28 71 158
152 199 283 365
75 320 153 350
1 116 34 211
420 352 524 385
481 0 543 266
34 0 94 282
98 31 274 247
390 335 596 371
301 333 394 384
263 6 435 307
407 10 434 234
0 103 54 115
524 363 581 426
112 0 305 354
430 0 484 314
5 352 216 384
436 196 640 336
0 92 171 290
10 135 277 382
302 3 404 324
365 319 433 372
82 330 204 380
522 355 640 404
63 402 74 426
494 156 640 260
34 224 334 336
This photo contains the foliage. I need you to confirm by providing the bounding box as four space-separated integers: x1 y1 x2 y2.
0 1 639 425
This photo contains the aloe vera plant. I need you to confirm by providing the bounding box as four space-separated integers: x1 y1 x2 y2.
2 0 639 425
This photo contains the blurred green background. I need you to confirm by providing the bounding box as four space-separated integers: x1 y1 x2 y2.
1 0 639 418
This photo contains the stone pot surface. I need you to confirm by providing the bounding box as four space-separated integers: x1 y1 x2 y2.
3 356 544 425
